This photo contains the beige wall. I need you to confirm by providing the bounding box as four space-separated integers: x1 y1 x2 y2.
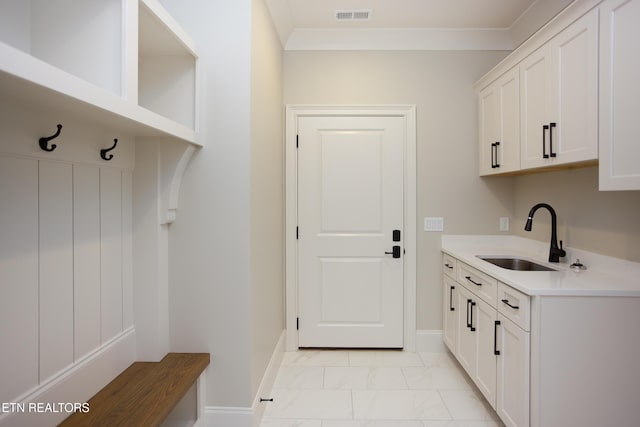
513 167 640 263
250 0 284 398
284 50 513 330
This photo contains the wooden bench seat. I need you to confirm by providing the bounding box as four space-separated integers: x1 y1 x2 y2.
60 353 210 427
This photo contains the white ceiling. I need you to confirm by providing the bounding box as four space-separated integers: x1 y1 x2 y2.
284 0 537 29
265 0 572 51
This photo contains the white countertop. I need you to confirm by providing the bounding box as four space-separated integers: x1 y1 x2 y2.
441 235 640 297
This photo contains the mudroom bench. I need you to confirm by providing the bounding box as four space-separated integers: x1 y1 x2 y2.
59 353 210 427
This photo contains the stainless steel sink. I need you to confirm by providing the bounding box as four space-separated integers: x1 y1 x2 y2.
477 256 556 271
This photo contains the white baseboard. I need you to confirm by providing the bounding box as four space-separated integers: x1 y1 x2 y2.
204 406 253 427
205 330 286 427
415 330 446 353
252 331 285 427
0 328 136 427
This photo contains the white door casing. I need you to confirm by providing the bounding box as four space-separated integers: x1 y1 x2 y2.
285 105 417 351
297 116 404 348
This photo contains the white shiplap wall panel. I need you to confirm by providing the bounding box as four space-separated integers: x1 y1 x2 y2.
100 167 124 343
0 156 39 403
122 170 134 329
73 165 102 360
39 161 74 381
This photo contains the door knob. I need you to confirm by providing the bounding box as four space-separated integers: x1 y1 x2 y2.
385 246 401 258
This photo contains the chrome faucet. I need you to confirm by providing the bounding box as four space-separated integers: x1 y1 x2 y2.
524 203 566 263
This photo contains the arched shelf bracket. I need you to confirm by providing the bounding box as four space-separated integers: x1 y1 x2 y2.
160 142 198 225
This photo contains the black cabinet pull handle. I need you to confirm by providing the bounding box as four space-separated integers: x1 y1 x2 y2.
491 143 496 168
466 299 472 328
549 122 557 157
444 263 454 269
494 320 501 355
494 142 500 168
470 301 476 331
501 299 520 310
449 286 455 311
465 276 482 287
543 124 549 159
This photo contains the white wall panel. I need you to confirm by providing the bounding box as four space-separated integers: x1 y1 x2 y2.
73 165 101 360
100 168 124 342
122 171 134 329
0 155 39 403
39 161 74 381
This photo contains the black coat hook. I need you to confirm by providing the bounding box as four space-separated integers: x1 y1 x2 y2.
100 138 118 161
39 124 62 152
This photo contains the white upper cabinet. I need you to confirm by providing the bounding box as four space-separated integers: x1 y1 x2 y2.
0 0 199 145
599 0 640 190
521 8 598 170
475 0 613 179
479 66 520 176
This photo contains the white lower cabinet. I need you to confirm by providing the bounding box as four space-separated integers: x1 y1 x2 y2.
442 275 458 352
497 313 530 427
443 256 529 426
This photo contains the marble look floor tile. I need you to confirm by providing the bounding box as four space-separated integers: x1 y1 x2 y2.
282 350 350 367
402 366 472 390
422 421 503 427
324 367 408 390
438 390 499 421
352 390 451 420
323 420 425 427
418 352 458 368
259 419 322 427
274 366 325 389
349 351 425 367
263 389 352 419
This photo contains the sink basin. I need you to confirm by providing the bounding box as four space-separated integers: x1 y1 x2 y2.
477 256 556 271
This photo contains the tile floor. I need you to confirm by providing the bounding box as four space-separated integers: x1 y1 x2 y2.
260 349 504 427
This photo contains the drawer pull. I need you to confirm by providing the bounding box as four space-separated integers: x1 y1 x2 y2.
449 286 455 311
465 276 482 287
444 263 454 269
501 299 520 310
466 299 472 328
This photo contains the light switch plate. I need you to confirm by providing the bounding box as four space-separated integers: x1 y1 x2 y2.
424 217 444 232
500 217 509 232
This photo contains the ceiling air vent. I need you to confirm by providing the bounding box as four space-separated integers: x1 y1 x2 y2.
335 9 371 21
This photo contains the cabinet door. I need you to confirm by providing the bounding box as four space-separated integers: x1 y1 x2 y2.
521 9 598 170
547 8 598 166
479 83 500 176
497 314 530 427
479 67 520 175
599 0 640 190
443 276 458 353
474 297 498 409
455 285 477 376
520 47 550 169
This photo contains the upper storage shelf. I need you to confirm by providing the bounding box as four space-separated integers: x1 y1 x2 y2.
0 0 200 145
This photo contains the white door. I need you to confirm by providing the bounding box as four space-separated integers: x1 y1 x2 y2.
297 115 404 348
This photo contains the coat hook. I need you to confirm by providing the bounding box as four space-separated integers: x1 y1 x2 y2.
39 124 62 152
101 138 118 161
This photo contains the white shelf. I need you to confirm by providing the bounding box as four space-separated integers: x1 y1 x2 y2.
0 0 200 145
138 0 199 131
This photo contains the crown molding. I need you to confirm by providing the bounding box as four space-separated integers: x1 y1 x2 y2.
283 27 514 51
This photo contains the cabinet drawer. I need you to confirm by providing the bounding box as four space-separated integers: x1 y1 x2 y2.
442 253 457 278
458 262 498 307
498 282 531 331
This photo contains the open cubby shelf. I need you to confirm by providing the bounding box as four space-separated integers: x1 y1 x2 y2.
0 0 200 145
